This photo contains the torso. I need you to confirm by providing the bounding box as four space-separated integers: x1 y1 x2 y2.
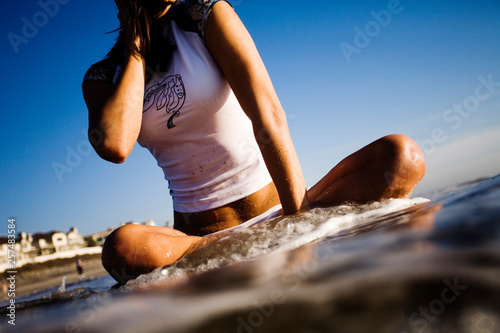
84 0 276 235
174 181 281 236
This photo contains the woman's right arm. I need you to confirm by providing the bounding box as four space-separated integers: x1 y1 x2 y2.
82 52 146 164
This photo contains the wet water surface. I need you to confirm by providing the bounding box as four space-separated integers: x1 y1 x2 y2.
5 176 500 333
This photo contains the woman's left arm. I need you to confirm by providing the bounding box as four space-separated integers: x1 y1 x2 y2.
205 1 309 215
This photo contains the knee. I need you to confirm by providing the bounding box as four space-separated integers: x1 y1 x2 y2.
379 134 426 170
102 224 143 284
378 134 426 182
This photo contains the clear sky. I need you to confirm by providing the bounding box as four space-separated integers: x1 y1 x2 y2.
1 0 499 236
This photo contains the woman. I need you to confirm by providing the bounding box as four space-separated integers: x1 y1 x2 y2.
82 0 426 283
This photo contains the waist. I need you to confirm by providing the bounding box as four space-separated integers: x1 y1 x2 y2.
174 182 281 236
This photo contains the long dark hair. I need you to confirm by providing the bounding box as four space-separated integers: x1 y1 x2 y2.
107 0 176 70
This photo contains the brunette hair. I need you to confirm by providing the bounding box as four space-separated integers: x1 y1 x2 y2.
107 0 175 69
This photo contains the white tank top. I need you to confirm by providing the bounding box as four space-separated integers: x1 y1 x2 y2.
84 1 272 213
138 20 271 212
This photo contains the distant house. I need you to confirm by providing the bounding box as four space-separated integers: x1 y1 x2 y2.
0 236 21 267
20 232 38 259
10 227 88 257
145 219 156 226
88 220 155 246
67 227 87 249
33 231 67 255
89 228 114 246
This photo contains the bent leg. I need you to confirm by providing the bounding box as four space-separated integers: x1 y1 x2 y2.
101 224 201 283
308 134 426 206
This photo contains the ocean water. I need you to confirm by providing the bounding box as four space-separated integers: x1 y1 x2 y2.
3 175 500 333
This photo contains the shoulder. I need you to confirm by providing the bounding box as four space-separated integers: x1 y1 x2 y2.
83 57 119 85
172 0 233 40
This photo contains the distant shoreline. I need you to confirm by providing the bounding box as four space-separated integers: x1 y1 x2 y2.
1 253 108 300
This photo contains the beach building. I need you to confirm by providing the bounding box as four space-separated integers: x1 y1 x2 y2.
66 227 87 249
19 232 39 259
88 228 114 247
88 220 157 246
33 231 67 255
145 219 156 226
0 237 21 267
31 227 86 255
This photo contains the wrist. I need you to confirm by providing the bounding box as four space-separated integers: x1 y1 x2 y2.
281 190 310 215
122 50 146 79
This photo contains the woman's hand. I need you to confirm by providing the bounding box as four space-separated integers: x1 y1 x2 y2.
115 1 143 58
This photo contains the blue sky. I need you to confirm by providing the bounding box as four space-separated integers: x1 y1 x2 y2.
1 0 499 236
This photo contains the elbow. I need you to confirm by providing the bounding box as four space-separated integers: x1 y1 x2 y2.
89 132 132 164
98 142 131 164
101 149 129 164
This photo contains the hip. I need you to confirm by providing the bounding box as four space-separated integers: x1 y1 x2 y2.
174 182 281 236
